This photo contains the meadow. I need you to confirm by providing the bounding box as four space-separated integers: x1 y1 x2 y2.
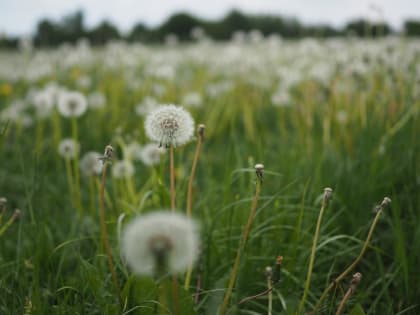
0 35 419 315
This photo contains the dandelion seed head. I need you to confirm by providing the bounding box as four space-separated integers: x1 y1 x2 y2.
145 104 194 148
79 151 103 176
88 91 106 109
33 90 54 118
122 211 199 276
139 143 165 166
57 91 88 118
58 138 80 159
112 160 135 179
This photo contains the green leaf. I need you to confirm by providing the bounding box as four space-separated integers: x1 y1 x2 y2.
348 303 366 315
122 276 159 315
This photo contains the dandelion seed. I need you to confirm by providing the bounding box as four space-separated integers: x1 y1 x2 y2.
145 104 194 148
111 160 135 179
58 138 80 159
139 143 165 166
79 151 103 176
57 91 88 118
122 211 199 276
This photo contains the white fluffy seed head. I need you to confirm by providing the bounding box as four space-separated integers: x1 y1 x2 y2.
112 160 135 179
57 91 88 118
79 151 103 176
33 90 55 118
140 143 165 166
58 138 80 159
145 104 194 148
122 211 199 276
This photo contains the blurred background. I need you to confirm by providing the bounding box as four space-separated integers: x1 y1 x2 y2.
1 0 420 48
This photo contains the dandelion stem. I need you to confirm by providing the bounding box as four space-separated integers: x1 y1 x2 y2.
99 162 121 301
71 118 82 213
89 176 96 216
298 188 332 315
335 273 362 315
167 144 179 314
0 211 18 237
267 276 273 315
169 144 176 210
184 124 205 291
65 157 75 206
219 169 263 315
313 199 388 314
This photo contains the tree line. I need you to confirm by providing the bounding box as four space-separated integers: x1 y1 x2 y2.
1 10 420 48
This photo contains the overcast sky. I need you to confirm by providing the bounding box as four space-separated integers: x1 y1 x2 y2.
1 0 419 36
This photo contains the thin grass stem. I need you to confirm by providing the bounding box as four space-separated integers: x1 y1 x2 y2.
184 125 205 291
99 160 121 302
314 197 390 314
298 187 332 315
219 165 263 315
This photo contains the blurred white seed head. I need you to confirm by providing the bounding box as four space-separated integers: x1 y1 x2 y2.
182 92 203 108
139 143 166 166
33 90 55 118
58 138 80 159
135 96 158 117
79 151 103 176
122 211 199 276
112 160 135 179
145 104 194 148
57 91 88 118
87 91 106 109
125 142 143 161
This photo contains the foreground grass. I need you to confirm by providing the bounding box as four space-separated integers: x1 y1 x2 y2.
0 38 419 314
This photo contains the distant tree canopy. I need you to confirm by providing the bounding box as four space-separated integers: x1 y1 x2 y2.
404 20 420 36
1 9 420 49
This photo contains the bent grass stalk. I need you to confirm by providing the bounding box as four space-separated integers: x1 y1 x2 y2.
219 165 263 315
313 197 391 314
184 124 205 291
298 187 333 315
0 209 20 237
99 147 120 301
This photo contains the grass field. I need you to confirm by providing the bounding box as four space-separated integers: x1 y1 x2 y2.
0 37 419 315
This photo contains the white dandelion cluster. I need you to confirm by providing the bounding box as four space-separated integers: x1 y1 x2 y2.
122 211 199 275
145 104 194 148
